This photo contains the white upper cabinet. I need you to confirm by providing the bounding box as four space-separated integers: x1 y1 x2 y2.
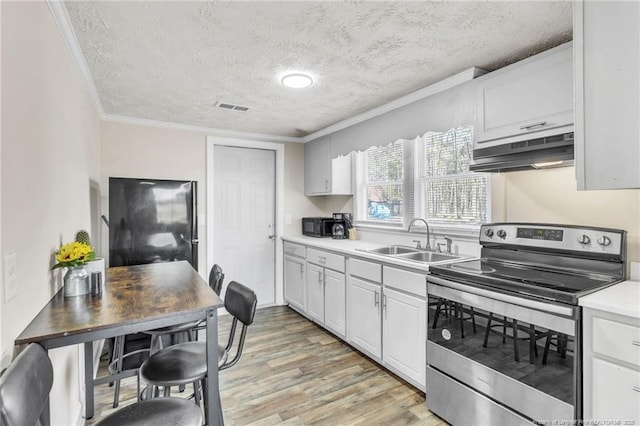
474 42 573 147
574 1 640 190
304 136 352 196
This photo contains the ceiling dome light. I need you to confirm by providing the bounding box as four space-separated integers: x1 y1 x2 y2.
281 73 313 89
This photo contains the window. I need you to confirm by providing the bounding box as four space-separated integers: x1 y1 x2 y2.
354 127 488 229
416 128 487 225
355 141 404 226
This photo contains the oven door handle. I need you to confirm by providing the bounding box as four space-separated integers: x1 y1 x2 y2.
426 275 575 317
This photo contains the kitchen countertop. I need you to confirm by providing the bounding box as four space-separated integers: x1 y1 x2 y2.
282 235 472 272
578 261 640 319
579 279 640 319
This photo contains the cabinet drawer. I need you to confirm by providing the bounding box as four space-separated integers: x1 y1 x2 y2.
307 248 345 273
592 317 640 366
383 266 426 297
592 358 640 422
349 258 381 283
284 242 306 258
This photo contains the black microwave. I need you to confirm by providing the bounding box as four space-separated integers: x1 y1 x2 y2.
302 217 334 238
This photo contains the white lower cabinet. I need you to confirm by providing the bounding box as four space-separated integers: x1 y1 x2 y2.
283 242 427 392
382 287 426 389
347 259 426 391
347 276 382 359
306 263 325 323
284 242 306 313
324 269 346 337
305 249 346 338
283 255 306 312
591 358 640 421
583 307 640 423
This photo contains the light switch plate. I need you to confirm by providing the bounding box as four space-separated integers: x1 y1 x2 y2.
285 214 292 225
4 253 18 302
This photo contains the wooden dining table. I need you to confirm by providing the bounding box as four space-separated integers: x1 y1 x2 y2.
15 260 225 426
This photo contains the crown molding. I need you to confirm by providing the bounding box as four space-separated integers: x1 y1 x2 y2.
103 114 302 143
301 66 486 143
47 0 104 116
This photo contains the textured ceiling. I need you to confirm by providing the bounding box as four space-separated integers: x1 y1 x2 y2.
64 1 573 138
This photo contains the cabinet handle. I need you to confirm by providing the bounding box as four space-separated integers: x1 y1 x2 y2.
382 294 387 310
325 180 329 191
632 341 640 347
374 291 379 307
520 121 547 131
319 256 326 265
633 386 640 393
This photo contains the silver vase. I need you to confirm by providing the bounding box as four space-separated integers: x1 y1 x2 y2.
63 265 90 297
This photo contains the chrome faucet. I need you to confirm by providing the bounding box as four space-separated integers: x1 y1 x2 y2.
408 218 430 250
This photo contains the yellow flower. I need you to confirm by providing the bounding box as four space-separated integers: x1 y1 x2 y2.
53 241 96 269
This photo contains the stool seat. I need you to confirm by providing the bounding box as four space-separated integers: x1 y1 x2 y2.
140 341 227 386
96 398 203 426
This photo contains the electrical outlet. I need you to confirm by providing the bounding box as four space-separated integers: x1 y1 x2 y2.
4 253 18 302
285 214 292 225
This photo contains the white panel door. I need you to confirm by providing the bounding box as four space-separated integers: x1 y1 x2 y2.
214 145 276 306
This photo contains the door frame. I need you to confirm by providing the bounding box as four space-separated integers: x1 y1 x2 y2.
206 136 285 306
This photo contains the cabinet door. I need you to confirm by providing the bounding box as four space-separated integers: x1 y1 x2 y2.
591 358 640 423
306 262 324 323
475 43 573 145
382 287 426 389
324 269 346 338
575 1 640 189
284 255 305 312
304 137 331 195
347 276 382 360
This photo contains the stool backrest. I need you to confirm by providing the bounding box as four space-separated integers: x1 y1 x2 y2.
0 344 53 426
220 281 257 370
208 264 224 296
225 281 257 326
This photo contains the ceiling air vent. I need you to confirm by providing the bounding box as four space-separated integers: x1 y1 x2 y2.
217 102 249 112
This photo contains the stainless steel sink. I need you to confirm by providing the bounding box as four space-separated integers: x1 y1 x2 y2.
359 245 463 264
364 245 418 255
396 251 462 263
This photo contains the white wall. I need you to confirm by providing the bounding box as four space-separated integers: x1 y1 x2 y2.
1 2 101 424
101 122 208 271
101 121 318 273
502 166 640 263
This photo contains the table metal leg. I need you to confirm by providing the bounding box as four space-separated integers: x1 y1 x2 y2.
84 341 94 419
206 308 223 426
39 344 51 426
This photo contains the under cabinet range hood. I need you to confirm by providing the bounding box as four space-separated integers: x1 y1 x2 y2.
469 132 574 173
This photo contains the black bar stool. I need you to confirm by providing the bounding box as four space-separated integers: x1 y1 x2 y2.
140 281 257 423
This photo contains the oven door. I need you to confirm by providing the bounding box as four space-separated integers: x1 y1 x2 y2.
426 275 580 424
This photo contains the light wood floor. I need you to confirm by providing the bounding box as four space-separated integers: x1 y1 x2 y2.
87 306 447 425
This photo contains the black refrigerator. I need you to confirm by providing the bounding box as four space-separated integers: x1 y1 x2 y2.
108 177 198 270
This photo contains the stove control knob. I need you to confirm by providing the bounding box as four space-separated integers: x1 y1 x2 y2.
597 235 612 247
496 229 507 239
485 229 494 238
577 234 591 245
